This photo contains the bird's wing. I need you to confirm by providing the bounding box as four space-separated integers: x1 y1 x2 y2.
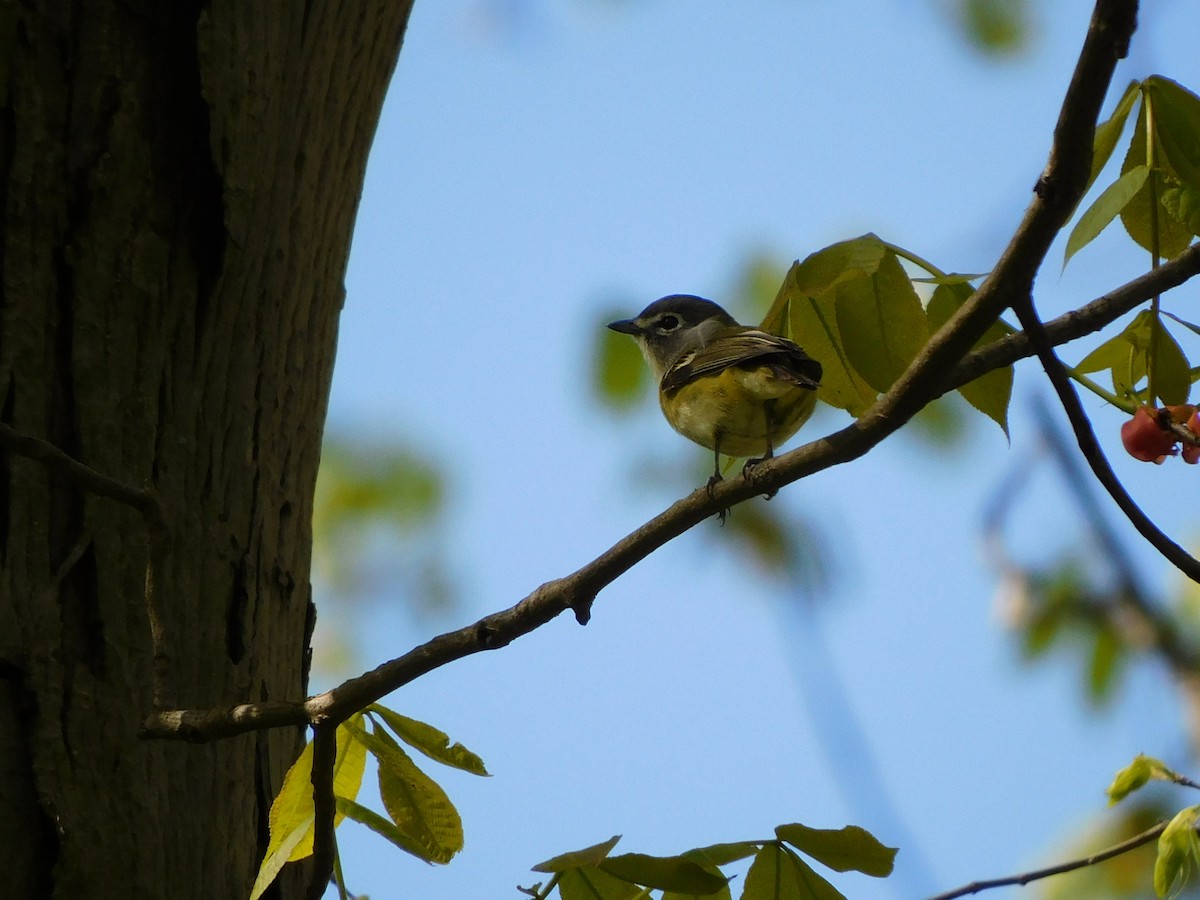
661 329 822 393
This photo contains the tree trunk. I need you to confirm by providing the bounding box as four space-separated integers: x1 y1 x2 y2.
0 3 413 896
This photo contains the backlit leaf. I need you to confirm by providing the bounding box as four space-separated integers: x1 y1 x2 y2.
834 250 930 394
250 716 367 900
1147 76 1200 191
927 282 1013 435
1107 754 1177 805
743 843 845 900
369 704 489 775
1064 165 1149 266
685 842 761 867
1149 321 1191 406
335 795 439 863
761 236 889 333
776 823 897 877
534 835 623 873
1154 805 1200 898
1089 80 1142 190
558 866 646 900
346 720 463 864
600 852 728 893
1161 183 1200 235
1120 106 1195 259
766 255 878 416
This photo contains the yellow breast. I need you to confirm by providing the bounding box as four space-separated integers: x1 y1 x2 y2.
660 364 818 457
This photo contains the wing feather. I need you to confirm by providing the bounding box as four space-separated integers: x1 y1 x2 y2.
661 329 822 393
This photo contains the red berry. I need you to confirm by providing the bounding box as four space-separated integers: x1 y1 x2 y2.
1121 407 1177 463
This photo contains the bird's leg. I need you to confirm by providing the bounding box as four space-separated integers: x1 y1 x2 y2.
707 433 730 525
743 403 779 500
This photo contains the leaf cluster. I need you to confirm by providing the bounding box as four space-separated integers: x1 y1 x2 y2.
1106 755 1200 899
759 234 1012 434
521 823 896 900
1066 77 1200 410
250 705 488 899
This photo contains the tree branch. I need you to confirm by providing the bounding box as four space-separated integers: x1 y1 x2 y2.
1010 286 1200 583
0 420 166 533
944 242 1200 397
140 0 1143 743
928 820 1165 899
307 724 338 900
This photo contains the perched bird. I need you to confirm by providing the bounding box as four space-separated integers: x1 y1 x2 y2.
608 294 823 489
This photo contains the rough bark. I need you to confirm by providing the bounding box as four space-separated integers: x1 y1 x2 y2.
0 3 413 896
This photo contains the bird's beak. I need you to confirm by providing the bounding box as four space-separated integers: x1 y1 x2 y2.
607 318 641 335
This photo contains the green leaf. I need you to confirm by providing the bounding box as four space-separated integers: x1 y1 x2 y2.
761 235 889 333
834 249 929 395
910 272 987 285
1064 165 1150 266
345 719 463 864
662 858 734 900
250 716 368 900
684 841 762 867
368 704 489 775
743 844 846 900
1107 753 1177 805
1089 79 1142 191
1154 805 1200 898
335 795 441 863
533 835 623 873
776 823 897 877
1075 309 1184 401
1120 103 1195 259
558 866 647 900
765 254 879 416
1147 76 1200 191
1161 183 1200 235
1149 320 1191 406
927 282 1014 435
598 853 728 894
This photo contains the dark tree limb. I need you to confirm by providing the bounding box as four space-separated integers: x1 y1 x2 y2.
0 420 166 533
307 724 338 900
1009 289 1200 583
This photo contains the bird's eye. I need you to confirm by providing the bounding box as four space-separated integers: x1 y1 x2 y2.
656 314 681 332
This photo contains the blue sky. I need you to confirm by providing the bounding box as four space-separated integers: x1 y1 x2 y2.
318 2 1200 897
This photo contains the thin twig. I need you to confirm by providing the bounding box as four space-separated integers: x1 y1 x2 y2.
140 0 1146 744
928 820 1165 899
944 243 1200 399
1009 292 1200 584
0 421 166 532
307 724 338 900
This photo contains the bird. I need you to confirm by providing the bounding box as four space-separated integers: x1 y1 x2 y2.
608 294 822 494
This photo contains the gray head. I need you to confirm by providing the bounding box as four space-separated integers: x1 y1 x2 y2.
608 295 739 380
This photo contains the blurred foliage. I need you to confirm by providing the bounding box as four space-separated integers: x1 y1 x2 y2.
1037 800 1175 899
464 1 1036 59
312 437 456 665
946 0 1031 57
1000 558 1133 707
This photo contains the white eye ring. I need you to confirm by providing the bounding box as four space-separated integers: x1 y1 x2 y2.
656 314 681 332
